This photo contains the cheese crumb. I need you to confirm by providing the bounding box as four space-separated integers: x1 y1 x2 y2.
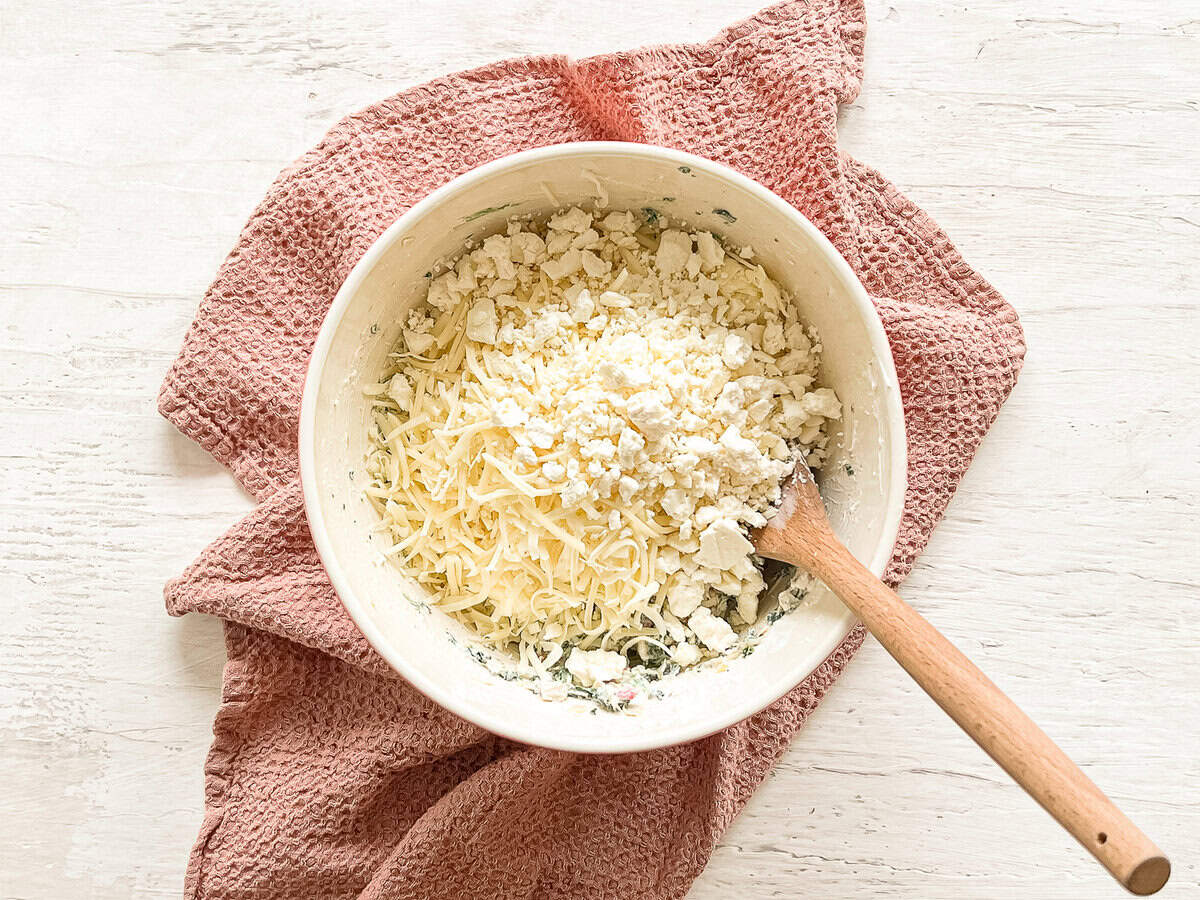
671 642 703 667
696 518 755 570
688 606 736 652
465 298 498 344
386 374 413 411
626 391 674 442
566 648 627 686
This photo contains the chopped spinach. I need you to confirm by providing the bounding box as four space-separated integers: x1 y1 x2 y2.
462 203 515 223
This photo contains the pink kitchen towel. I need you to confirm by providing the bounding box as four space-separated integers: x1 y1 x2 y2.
159 1 1026 897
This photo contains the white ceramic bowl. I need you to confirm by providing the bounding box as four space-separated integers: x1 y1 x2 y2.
300 143 906 753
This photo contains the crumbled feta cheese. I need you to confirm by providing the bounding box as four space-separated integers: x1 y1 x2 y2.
625 391 674 441
386 374 413 411
601 210 636 233
562 480 590 507
717 425 766 472
465 297 498 344
581 249 610 278
582 438 616 461
425 274 456 312
598 290 633 309
549 206 593 233
537 679 570 701
695 518 755 570
565 647 627 686
722 332 753 369
525 416 555 449
655 229 693 275
694 231 724 271
568 288 595 323
781 397 806 432
667 576 705 618
510 231 546 265
660 487 694 521
616 427 645 467
713 381 746 426
540 249 582 282
491 398 527 429
762 320 786 355
687 606 736 652
803 387 842 420
737 574 763 623
671 642 703 667
482 234 516 280
403 329 436 356
617 475 639 503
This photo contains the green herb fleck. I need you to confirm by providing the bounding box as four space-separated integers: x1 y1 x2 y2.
641 207 660 225
407 594 430 613
678 165 692 174
844 463 855 476
565 682 632 713
640 660 673 683
661 196 675 202
462 203 514 223
712 208 737 224
633 642 669 670
424 271 432 278
467 647 483 662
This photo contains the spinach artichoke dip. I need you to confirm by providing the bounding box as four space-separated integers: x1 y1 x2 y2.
363 207 840 709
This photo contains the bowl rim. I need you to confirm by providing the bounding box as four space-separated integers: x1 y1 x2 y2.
299 141 908 753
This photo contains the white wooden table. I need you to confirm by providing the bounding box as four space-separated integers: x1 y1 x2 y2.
2 1 1197 896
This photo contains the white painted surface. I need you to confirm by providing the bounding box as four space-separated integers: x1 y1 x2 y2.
0 1 1196 896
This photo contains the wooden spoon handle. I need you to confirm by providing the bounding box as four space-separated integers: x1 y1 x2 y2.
806 536 1170 895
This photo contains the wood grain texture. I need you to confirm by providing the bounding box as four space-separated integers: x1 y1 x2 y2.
756 470 1170 894
1 1 1197 897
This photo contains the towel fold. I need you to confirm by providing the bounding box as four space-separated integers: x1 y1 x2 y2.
160 2 1024 896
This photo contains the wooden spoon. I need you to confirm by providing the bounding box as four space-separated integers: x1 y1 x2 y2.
753 462 1171 896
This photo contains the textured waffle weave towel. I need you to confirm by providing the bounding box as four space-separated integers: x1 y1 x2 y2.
160 1 1025 896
